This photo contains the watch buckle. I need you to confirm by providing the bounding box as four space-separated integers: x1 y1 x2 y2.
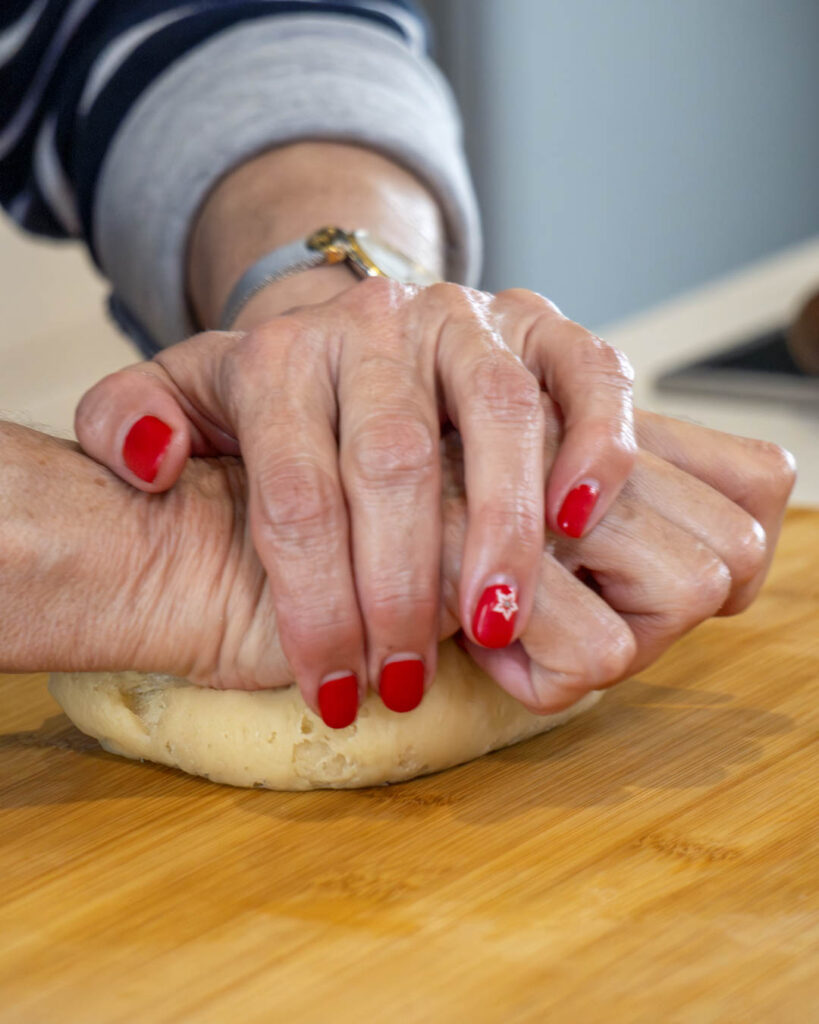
307 226 351 264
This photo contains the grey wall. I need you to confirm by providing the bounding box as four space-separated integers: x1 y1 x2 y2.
425 0 819 327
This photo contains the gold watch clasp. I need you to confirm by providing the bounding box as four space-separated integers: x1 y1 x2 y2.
306 226 352 265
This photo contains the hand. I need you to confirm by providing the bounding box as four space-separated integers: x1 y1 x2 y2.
1 415 792 725
452 409 796 712
74 278 635 727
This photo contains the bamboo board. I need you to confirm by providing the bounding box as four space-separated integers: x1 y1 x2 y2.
1 509 818 1023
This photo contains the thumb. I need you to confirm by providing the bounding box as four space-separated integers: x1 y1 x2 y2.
75 363 194 490
75 333 241 491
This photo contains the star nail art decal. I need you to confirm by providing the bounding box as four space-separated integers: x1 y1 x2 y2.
491 586 519 621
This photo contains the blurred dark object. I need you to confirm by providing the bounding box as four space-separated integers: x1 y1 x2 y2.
655 284 819 406
787 286 819 375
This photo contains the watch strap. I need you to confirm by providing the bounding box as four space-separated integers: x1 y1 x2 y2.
219 238 326 330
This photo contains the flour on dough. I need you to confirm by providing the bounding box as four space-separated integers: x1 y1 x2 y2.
49 639 601 790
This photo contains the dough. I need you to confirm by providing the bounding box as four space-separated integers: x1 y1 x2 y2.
49 640 601 790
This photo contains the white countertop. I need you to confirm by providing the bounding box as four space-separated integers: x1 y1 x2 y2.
599 235 819 505
1 218 817 503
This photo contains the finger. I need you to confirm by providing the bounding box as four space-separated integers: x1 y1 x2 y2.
335 279 441 713
493 290 637 538
626 450 768 616
226 318 368 728
75 364 192 491
431 284 546 651
634 411 797 612
441 463 635 712
458 551 636 714
75 332 245 491
551 495 732 675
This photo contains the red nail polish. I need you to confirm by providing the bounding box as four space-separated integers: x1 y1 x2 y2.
123 416 172 483
318 672 359 729
472 583 519 648
380 657 425 713
557 483 599 538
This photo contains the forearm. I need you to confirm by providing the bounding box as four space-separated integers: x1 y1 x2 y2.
0 423 224 677
186 141 447 330
0 426 114 670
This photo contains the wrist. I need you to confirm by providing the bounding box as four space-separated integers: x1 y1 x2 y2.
187 141 446 330
231 262 359 330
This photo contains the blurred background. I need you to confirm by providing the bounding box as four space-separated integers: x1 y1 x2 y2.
2 0 818 499
424 0 819 325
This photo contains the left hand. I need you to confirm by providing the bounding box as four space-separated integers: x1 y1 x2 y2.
73 279 636 722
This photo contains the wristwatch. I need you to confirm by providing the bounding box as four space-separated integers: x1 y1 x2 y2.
219 226 441 330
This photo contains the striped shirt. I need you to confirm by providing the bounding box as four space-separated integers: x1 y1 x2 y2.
0 0 427 238
0 0 480 349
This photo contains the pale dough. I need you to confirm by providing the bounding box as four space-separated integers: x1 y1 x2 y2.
49 640 601 790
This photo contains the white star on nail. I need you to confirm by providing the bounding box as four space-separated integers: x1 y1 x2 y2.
491 587 519 621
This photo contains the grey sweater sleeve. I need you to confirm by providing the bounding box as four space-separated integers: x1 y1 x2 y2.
93 13 482 349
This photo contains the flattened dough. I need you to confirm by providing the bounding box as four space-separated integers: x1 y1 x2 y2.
49 640 601 790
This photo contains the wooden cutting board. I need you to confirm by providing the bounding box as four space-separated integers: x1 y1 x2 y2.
2 509 818 1023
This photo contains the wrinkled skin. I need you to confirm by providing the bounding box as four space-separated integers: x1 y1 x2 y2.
1 408 792 716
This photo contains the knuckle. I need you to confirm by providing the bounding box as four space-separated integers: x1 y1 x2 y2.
757 441 798 500
732 439 797 511
349 274 411 310
363 583 439 635
727 515 768 585
573 331 635 388
427 280 478 304
611 428 639 470
222 331 269 394
229 318 303 372
74 373 119 441
584 418 638 472
425 281 493 321
224 322 325 414
279 609 359 656
608 344 636 385
680 549 732 617
590 624 638 686
478 496 543 547
496 287 562 317
255 459 342 542
231 324 274 366
532 619 636 703
346 415 438 485
468 353 543 423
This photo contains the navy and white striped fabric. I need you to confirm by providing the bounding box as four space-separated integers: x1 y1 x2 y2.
0 0 428 247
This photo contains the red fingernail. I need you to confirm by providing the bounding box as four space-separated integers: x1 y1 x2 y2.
472 582 519 648
557 483 599 538
379 656 425 713
318 672 359 729
123 415 172 483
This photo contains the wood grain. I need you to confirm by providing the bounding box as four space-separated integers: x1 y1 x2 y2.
1 509 817 1023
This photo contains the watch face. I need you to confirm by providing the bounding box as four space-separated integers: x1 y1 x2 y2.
353 231 439 285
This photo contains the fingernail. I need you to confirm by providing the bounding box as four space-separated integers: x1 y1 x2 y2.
123 415 172 483
472 580 519 648
318 671 359 729
379 654 425 713
557 482 599 538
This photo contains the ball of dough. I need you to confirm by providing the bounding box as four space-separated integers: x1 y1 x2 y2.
49 640 601 790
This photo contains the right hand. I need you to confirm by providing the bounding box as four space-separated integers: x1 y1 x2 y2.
453 410 796 712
